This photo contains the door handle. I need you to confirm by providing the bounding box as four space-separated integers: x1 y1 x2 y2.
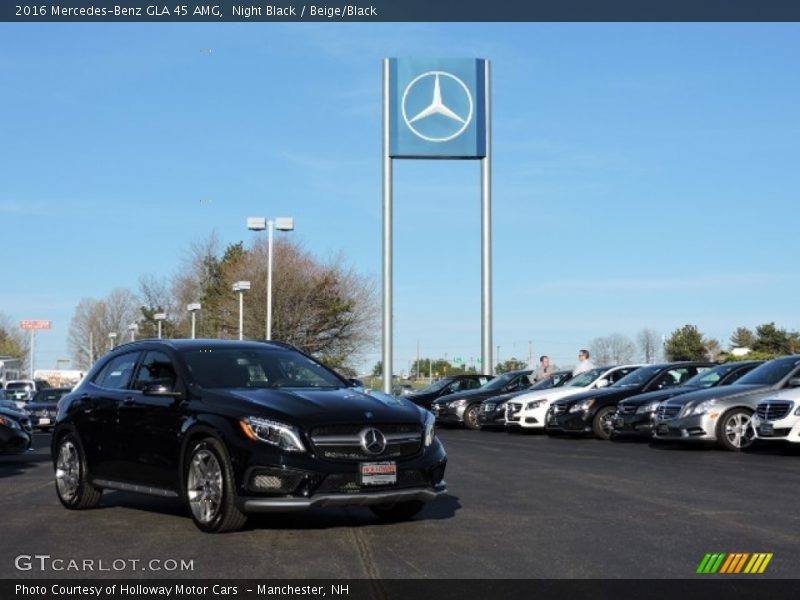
122 397 135 406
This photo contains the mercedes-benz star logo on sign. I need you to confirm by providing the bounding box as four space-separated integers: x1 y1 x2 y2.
360 428 387 455
401 71 474 143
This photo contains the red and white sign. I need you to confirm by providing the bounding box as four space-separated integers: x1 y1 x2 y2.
20 320 52 330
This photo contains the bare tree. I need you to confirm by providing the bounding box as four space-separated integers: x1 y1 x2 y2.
68 289 140 369
636 328 661 364
590 334 636 366
0 312 30 372
705 338 722 362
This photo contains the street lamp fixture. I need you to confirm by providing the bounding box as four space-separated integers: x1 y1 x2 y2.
127 323 139 342
186 303 201 339
108 332 117 349
247 215 294 340
153 312 167 339
232 281 251 340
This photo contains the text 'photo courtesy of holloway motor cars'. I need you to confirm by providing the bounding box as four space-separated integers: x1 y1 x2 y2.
51 339 447 533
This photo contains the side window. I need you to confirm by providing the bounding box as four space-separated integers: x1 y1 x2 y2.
724 368 747 385
464 379 479 390
609 369 629 384
132 351 178 391
93 353 140 390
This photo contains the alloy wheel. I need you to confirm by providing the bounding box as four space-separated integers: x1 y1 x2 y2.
187 449 224 524
55 440 80 503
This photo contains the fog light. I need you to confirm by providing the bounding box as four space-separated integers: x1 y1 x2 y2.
252 475 284 490
248 469 304 494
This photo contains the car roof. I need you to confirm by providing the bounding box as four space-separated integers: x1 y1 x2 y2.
110 338 298 352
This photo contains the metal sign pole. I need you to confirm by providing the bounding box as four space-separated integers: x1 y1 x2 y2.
382 58 394 394
481 60 493 375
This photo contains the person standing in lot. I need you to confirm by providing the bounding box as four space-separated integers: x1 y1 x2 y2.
534 355 559 382
572 349 596 376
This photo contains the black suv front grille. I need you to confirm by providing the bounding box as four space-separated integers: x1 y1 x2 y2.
315 470 429 494
551 403 568 416
756 401 792 422
309 423 423 462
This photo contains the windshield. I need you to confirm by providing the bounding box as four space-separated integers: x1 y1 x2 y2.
482 371 528 391
181 347 348 389
736 358 799 386
612 365 663 388
416 378 454 394
567 368 606 387
682 364 738 388
5 382 32 391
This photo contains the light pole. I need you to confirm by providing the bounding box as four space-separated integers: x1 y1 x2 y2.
232 281 251 340
128 323 139 342
153 312 167 339
187 303 201 339
108 332 117 350
246 216 294 340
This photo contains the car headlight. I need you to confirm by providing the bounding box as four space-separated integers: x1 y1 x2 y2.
636 401 660 415
569 399 595 413
526 399 547 410
0 416 21 430
448 398 468 408
239 417 306 453
687 399 718 416
424 412 435 447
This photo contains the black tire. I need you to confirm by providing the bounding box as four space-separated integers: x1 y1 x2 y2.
54 433 102 510
184 437 247 533
592 407 616 440
369 500 425 522
715 408 754 452
463 404 481 430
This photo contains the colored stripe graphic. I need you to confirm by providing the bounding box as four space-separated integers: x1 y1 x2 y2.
701 553 773 574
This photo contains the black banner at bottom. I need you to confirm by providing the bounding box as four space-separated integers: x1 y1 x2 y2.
2 579 799 600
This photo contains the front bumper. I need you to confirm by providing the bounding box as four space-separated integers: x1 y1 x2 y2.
228 435 448 514
652 413 718 441
242 481 447 512
431 404 465 424
546 410 592 434
0 427 33 454
612 412 656 437
478 408 506 429
751 413 800 443
509 405 548 429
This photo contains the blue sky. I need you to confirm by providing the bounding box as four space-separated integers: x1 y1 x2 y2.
1 23 799 374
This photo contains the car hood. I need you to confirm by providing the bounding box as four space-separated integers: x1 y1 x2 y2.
513 385 595 404
556 387 631 406
483 390 528 404
660 384 768 407
25 402 58 411
0 405 28 420
204 387 424 425
618 387 700 407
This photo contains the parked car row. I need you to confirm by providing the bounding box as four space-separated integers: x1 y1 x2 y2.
426 356 800 452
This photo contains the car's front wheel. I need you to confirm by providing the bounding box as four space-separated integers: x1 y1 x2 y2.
592 407 616 440
463 404 481 430
369 500 425 522
185 437 247 533
716 409 754 451
54 433 102 509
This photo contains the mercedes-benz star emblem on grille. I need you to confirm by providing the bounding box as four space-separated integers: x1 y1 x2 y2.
359 428 387 455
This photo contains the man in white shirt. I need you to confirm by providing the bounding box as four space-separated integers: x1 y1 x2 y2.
572 349 596 376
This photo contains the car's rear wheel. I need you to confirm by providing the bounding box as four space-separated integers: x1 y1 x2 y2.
54 433 102 509
185 437 247 533
369 500 425 522
464 404 481 430
592 407 616 440
716 409 754 451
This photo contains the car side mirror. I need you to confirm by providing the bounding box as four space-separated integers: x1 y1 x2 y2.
595 379 609 388
788 377 800 388
142 380 182 398
349 378 365 389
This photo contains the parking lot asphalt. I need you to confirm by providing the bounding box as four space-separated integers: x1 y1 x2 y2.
1 429 797 579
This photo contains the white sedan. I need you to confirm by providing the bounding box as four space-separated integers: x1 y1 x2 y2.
505 364 644 430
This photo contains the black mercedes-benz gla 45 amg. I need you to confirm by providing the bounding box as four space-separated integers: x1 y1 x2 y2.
52 339 447 533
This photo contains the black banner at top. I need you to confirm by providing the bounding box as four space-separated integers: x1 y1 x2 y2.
2 0 800 22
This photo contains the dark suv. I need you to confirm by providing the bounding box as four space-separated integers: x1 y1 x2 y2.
405 374 493 410
52 339 447 533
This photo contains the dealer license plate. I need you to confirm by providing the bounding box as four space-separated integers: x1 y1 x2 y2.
360 461 397 486
38 418 50 426
758 423 774 436
656 424 669 435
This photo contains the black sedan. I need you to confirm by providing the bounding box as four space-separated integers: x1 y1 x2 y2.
545 362 714 440
611 361 762 438
26 388 71 431
405 374 493 410
0 404 33 454
431 369 533 430
478 371 573 430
